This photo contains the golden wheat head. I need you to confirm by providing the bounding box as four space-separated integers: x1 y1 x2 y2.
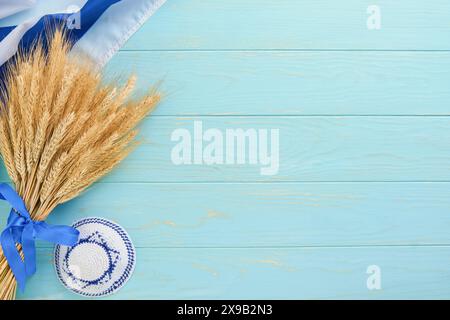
0 29 160 299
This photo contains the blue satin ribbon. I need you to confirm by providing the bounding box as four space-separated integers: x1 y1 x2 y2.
0 183 79 292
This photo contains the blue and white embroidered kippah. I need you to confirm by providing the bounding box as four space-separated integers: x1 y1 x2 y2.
54 217 136 297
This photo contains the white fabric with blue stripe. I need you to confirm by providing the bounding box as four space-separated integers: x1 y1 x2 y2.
0 0 165 69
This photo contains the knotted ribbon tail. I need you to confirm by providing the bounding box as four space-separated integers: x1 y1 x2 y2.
22 223 37 277
33 222 80 246
0 227 27 292
0 183 80 292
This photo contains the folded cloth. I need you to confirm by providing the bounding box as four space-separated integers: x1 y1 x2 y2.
0 0 36 20
0 0 165 69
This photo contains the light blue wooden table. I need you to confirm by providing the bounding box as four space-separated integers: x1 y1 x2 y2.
5 0 450 299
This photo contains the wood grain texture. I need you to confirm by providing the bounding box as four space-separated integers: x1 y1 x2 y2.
105 51 450 115
1 182 446 248
18 247 450 299
2 116 448 182
123 0 450 50
7 0 450 299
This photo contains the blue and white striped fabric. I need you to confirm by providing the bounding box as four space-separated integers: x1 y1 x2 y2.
0 0 165 70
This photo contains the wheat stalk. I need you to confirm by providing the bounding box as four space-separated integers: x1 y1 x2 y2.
0 30 160 299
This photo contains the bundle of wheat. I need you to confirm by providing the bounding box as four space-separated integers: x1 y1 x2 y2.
0 30 159 300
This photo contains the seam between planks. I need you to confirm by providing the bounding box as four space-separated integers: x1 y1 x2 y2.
145 115 450 117
3 181 450 184
36 244 450 249
118 49 450 53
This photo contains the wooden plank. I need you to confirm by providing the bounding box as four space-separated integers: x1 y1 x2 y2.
122 0 450 50
18 246 450 299
106 51 450 116
2 116 448 182
7 182 446 248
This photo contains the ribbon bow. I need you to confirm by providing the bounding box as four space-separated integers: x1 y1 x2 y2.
0 183 79 292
